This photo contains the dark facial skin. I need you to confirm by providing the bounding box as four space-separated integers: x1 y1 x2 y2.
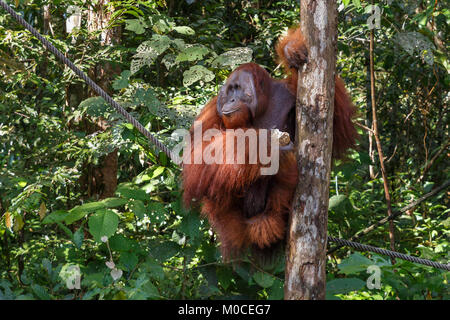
217 63 296 137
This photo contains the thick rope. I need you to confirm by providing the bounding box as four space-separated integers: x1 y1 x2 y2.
2 0 448 272
328 236 450 271
0 0 175 162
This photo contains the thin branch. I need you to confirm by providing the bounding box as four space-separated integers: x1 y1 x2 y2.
355 121 374 134
14 111 30 118
386 144 398 163
369 15 396 263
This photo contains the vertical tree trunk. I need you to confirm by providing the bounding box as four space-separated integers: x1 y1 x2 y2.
284 0 337 300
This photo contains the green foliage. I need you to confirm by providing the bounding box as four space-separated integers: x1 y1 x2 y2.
0 0 448 300
88 209 119 242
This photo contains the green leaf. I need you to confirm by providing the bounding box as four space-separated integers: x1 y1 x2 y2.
234 265 251 283
56 222 73 238
148 240 180 262
216 267 232 290
78 97 111 117
65 201 107 225
171 198 189 216
42 210 70 224
162 53 177 70
329 195 348 210
149 34 173 54
31 284 51 300
147 202 166 225
131 35 172 74
358 151 371 165
82 288 102 300
423 181 435 193
64 209 90 225
328 195 352 215
352 0 361 8
134 88 161 113
126 275 159 299
172 26 195 35
176 45 209 62
112 70 131 90
109 235 135 252
152 18 175 33
211 47 253 69
59 264 81 290
101 197 128 208
151 166 165 179
116 186 149 201
42 258 52 275
143 257 165 281
395 32 435 66
125 19 146 34
268 279 284 300
179 212 201 239
130 200 146 219
88 209 119 242
120 251 138 272
75 201 107 212
17 180 27 188
73 227 84 249
171 230 185 245
141 280 159 298
253 271 274 288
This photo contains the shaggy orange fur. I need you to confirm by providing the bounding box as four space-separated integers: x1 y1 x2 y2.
276 27 358 159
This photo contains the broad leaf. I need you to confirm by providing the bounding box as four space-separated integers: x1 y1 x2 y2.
183 65 214 87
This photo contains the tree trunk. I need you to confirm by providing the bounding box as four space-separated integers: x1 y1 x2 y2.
284 0 337 300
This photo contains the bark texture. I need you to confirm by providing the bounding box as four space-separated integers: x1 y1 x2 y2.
284 0 337 300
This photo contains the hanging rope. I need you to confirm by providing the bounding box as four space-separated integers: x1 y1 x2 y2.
1 0 448 272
